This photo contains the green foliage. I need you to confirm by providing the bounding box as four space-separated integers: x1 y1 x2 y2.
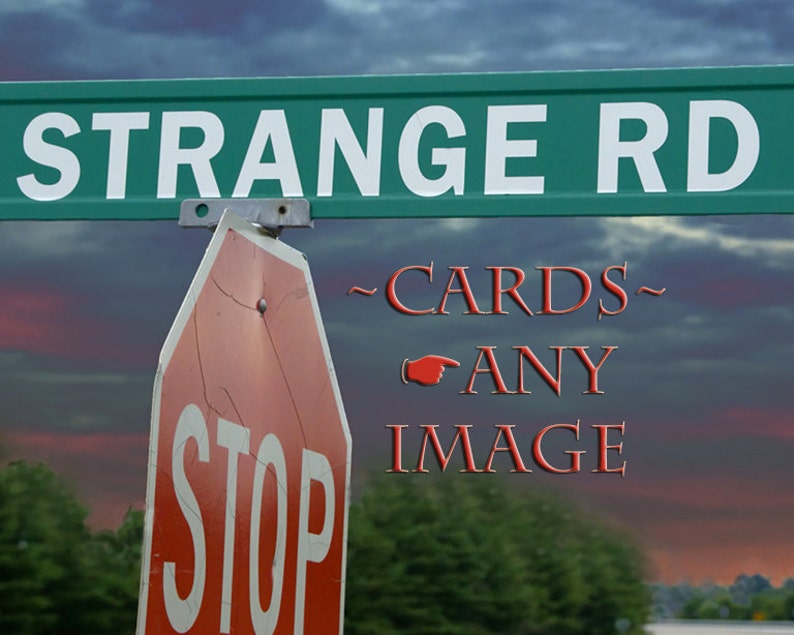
344 474 651 635
74 509 144 634
0 460 143 635
0 461 89 634
663 574 794 622
0 460 654 634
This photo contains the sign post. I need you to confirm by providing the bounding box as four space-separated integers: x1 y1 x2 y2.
136 210 351 634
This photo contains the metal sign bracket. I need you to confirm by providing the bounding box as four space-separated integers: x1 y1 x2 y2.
179 199 313 236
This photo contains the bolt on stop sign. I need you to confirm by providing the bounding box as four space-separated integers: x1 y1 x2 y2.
137 210 351 635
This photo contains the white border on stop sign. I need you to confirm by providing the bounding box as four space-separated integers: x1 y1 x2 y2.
136 208 352 634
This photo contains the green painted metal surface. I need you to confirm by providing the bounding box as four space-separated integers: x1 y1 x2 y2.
1 65 793 220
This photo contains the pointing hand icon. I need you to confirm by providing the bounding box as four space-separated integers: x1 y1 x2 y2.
401 355 461 386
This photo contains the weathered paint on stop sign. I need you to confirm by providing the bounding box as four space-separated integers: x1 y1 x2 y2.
137 210 351 634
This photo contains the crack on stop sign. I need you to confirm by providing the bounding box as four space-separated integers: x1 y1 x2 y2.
172 431 208 528
191 310 211 416
219 386 244 427
260 289 311 452
210 275 261 313
190 302 246 424
264 285 310 316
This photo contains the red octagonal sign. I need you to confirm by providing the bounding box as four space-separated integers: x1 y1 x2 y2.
137 211 351 635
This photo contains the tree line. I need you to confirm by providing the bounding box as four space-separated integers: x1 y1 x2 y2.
0 460 653 634
0 461 141 634
653 574 794 622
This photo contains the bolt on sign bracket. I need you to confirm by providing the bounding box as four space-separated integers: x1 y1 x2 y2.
179 199 313 234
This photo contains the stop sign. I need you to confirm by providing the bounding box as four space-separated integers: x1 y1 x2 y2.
136 210 351 635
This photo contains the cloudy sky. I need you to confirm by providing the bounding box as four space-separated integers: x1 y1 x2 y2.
2 0 794 586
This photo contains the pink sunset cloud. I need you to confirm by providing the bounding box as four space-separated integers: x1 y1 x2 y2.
0 283 157 367
5 429 149 529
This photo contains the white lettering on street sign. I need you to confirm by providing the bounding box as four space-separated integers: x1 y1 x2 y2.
2 66 790 219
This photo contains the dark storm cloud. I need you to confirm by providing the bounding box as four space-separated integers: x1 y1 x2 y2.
0 220 210 442
0 8 82 80
655 0 794 52
2 0 794 80
82 0 328 35
0 351 152 433
0 220 211 365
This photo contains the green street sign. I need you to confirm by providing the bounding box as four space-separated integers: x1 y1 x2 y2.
2 65 794 220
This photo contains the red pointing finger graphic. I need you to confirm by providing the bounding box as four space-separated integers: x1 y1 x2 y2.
401 355 461 386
